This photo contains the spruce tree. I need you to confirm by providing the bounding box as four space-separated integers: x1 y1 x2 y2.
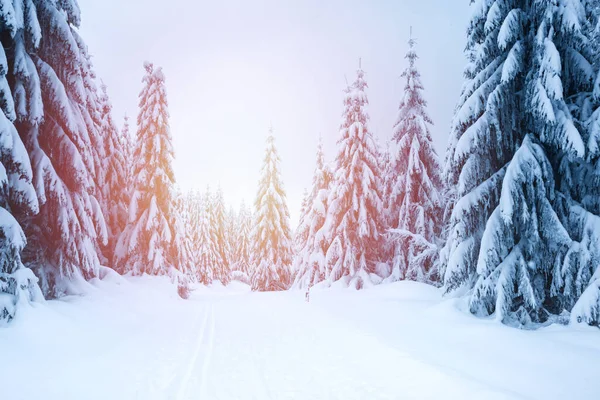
15 0 107 297
558 1 600 325
323 65 384 289
387 33 443 284
251 131 293 291
120 115 134 187
211 186 230 285
99 83 129 267
171 188 194 285
443 0 600 325
115 62 178 277
235 200 253 277
196 186 219 285
0 2 42 320
293 137 332 289
184 189 201 269
293 188 310 255
380 140 395 229
226 205 238 269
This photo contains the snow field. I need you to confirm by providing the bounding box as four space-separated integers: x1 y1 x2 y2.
1 275 598 400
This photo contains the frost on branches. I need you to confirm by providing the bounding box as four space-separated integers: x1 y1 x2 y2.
115 63 180 279
386 34 444 285
231 201 253 282
195 188 219 285
443 0 600 326
99 83 130 267
14 0 107 298
0 0 42 321
293 137 332 289
251 132 293 291
323 66 384 289
211 187 231 285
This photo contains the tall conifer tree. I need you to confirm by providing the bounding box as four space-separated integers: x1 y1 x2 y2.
0 0 42 320
443 0 600 325
211 186 230 285
387 32 444 284
251 130 293 291
323 65 384 289
99 83 129 267
196 187 219 285
115 62 178 277
293 137 332 289
16 0 108 297
236 200 253 277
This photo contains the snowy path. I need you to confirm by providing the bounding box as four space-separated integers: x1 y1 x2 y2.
178 291 497 400
1 275 599 400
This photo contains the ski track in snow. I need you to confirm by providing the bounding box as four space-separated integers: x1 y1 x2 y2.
175 303 210 400
1 277 599 400
199 303 216 399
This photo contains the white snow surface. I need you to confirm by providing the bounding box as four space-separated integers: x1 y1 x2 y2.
1 274 599 400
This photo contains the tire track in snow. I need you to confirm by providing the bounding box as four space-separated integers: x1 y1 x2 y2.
175 304 210 400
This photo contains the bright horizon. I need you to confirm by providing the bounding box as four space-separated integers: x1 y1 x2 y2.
78 0 471 225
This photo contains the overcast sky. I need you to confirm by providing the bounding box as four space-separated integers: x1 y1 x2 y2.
78 0 471 225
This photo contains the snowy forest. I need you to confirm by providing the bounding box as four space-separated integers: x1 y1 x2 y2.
1 0 600 331
2 1 600 399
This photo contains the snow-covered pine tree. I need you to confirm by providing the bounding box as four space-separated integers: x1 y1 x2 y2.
444 0 600 325
323 65 384 289
77 37 106 214
211 186 230 285
183 189 201 268
14 0 107 297
115 62 178 277
251 131 293 291
99 83 129 267
225 205 238 271
235 200 253 278
380 140 395 229
387 32 444 284
293 137 332 289
170 187 194 287
441 0 528 295
293 188 310 255
0 3 42 321
558 1 600 325
196 186 219 285
120 114 134 187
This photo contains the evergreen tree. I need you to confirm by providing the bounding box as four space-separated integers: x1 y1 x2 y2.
443 0 600 325
16 0 108 297
0 1 42 320
225 205 238 270
120 115 134 188
171 187 194 284
115 62 178 277
196 186 218 284
323 65 384 289
99 83 129 267
235 200 253 277
557 1 600 325
211 186 230 285
251 131 293 291
380 140 395 229
293 137 332 289
387 33 444 284
293 188 310 254
184 189 201 268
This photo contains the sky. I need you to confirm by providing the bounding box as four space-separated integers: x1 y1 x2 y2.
78 0 471 226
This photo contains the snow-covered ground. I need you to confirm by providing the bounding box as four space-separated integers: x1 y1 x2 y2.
1 273 599 400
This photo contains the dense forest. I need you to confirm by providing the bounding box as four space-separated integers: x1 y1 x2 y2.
1 0 600 330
